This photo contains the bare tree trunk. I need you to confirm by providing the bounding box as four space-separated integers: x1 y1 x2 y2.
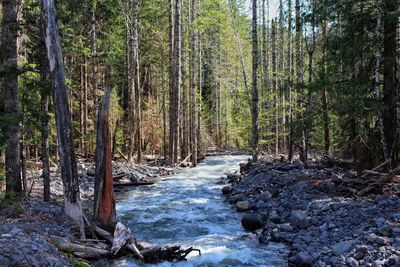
40 57 51 202
91 0 98 128
40 0 85 234
251 0 259 162
123 3 131 156
287 0 294 162
382 0 398 160
2 0 22 195
161 42 167 161
271 19 278 155
94 89 116 229
181 0 189 159
321 19 330 157
132 0 142 162
189 0 198 166
302 0 316 165
197 34 202 157
83 56 89 158
170 0 181 163
278 0 285 153
168 0 175 163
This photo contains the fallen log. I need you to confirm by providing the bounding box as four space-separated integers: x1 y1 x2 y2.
179 154 191 167
90 221 143 260
113 172 127 180
113 181 154 187
48 235 111 259
141 245 201 264
112 222 132 255
358 163 400 196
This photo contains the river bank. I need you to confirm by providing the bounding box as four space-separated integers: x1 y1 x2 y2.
222 160 400 267
0 160 175 266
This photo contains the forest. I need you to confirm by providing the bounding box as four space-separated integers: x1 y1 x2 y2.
0 0 399 266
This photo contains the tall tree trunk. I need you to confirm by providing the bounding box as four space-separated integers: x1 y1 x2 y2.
2 0 22 195
279 0 285 153
302 0 316 165
189 0 198 166
382 0 397 160
40 50 51 202
83 56 89 158
94 89 116 229
271 19 278 155
132 0 141 162
170 0 181 163
251 0 259 162
287 0 294 162
197 34 202 157
161 42 167 161
40 0 85 235
123 3 131 156
91 0 98 128
168 0 175 163
295 0 305 162
321 19 330 157
181 0 189 159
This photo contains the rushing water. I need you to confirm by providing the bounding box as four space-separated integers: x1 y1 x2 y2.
113 155 287 267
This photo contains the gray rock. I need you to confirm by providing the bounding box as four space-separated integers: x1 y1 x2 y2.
8 227 24 236
241 214 265 231
375 236 389 245
289 252 314 267
222 186 232 195
290 210 311 229
332 241 353 256
371 260 384 267
346 257 359 267
269 210 281 224
259 190 272 200
236 201 250 211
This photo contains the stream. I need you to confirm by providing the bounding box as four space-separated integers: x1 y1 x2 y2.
112 155 287 266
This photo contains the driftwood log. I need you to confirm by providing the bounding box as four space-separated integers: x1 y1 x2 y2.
113 181 154 187
48 235 110 259
141 245 201 264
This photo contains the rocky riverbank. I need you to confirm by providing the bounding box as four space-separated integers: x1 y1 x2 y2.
222 160 400 267
0 160 175 266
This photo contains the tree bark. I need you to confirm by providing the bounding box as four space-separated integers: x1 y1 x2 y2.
91 0 98 127
39 0 85 232
271 19 278 155
251 0 259 162
382 0 397 160
321 19 330 157
287 0 294 162
189 0 198 166
181 0 189 159
94 89 116 229
169 0 181 163
1 0 22 195
39 33 51 202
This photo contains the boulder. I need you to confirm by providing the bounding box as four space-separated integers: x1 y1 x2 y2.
222 186 232 195
241 214 265 231
346 257 359 267
86 168 96 176
269 210 281 224
290 210 311 229
288 252 313 267
236 201 250 211
332 241 353 256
